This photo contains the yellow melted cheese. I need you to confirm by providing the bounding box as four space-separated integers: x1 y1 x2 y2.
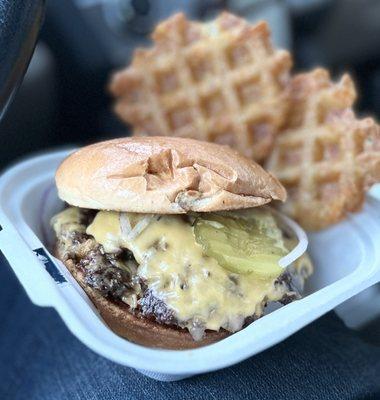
51 207 86 234
86 210 288 332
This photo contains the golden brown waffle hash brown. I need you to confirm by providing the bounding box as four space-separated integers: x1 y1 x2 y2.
109 12 292 162
267 69 380 230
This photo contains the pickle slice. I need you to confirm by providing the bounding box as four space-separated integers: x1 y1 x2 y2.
194 212 286 277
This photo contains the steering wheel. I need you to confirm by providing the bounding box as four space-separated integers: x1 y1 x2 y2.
0 0 45 120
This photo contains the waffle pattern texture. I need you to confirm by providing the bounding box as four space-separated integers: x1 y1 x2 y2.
110 12 292 163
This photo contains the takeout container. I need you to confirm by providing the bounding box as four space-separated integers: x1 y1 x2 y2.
0 149 380 381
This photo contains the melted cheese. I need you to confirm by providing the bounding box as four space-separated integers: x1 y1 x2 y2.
86 211 122 253
51 207 86 235
86 210 288 332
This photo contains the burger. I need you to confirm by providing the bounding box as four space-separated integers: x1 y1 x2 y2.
51 136 312 349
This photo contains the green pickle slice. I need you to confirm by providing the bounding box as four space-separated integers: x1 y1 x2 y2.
194 212 286 277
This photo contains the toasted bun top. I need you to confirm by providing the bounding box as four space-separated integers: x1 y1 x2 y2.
56 137 286 213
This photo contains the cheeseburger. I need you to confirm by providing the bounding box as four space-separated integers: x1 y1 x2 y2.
51 137 312 349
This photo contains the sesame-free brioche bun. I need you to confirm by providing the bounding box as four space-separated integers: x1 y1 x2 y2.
56 136 286 213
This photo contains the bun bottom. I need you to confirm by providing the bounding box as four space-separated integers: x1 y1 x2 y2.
59 256 229 349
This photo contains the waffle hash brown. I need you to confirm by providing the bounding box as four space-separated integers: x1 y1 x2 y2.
109 12 292 162
267 69 380 230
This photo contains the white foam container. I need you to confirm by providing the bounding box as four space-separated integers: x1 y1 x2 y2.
0 149 380 382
